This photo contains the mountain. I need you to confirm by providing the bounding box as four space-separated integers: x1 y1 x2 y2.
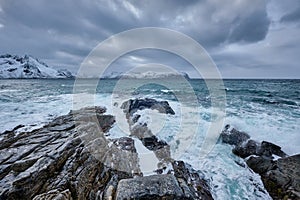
101 71 190 79
0 54 74 79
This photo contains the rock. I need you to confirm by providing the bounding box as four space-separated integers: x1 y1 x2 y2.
0 104 213 200
112 137 136 152
221 125 287 159
120 98 212 199
142 136 168 151
221 125 299 200
259 141 287 158
121 98 175 117
32 189 72 200
172 161 213 200
115 174 184 200
246 156 275 174
252 154 300 200
220 125 250 146
0 106 131 199
121 98 173 169
232 140 288 159
233 139 259 158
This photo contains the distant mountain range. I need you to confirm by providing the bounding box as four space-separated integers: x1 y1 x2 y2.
0 54 191 79
101 71 190 79
0 54 74 79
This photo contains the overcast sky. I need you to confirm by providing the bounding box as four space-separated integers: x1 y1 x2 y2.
0 0 299 78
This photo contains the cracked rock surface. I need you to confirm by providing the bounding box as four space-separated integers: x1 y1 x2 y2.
220 124 300 200
0 99 213 200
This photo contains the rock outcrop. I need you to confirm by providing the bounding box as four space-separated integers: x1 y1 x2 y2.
121 98 175 117
0 54 74 79
0 106 132 199
0 99 213 200
119 98 213 199
220 125 300 200
116 174 184 200
247 154 300 200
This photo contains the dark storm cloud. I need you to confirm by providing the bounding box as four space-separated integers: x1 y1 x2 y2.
0 0 299 78
280 6 300 23
228 10 270 43
0 0 134 36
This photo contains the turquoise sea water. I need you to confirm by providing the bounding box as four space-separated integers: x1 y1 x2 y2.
0 79 299 199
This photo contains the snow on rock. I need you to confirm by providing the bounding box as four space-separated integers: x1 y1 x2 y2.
102 71 190 79
0 54 74 79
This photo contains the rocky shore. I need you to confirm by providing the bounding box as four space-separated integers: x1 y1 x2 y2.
0 97 299 200
220 125 300 200
0 98 212 200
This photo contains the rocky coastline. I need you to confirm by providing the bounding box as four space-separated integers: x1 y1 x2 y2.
220 125 300 200
0 99 212 200
0 98 299 199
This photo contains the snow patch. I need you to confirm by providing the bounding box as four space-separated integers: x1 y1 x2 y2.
0 54 73 79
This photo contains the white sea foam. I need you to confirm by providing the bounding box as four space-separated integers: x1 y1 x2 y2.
0 83 299 199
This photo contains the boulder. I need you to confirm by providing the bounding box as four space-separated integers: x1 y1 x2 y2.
221 125 287 159
0 106 131 199
259 141 287 158
232 139 259 158
115 174 184 200
247 154 300 199
0 105 213 200
220 125 250 146
121 98 175 117
142 136 168 151
172 161 213 200
220 125 299 200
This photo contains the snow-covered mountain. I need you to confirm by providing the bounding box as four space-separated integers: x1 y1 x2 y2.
0 54 74 79
102 71 190 79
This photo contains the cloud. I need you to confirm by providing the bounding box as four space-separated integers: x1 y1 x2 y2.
0 0 299 78
280 6 300 23
227 9 270 43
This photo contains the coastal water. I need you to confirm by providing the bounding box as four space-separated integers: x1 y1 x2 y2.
0 79 299 199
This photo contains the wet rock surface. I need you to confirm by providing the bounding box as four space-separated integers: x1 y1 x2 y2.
141 136 168 151
120 98 175 117
116 174 184 200
119 98 213 199
220 125 300 200
172 161 213 199
0 99 213 200
220 124 250 146
0 106 132 200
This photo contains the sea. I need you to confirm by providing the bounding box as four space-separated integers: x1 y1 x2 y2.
0 78 299 199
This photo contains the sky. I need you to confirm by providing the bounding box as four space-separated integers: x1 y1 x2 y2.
0 0 299 78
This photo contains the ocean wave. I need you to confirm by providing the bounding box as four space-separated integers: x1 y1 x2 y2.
251 97 298 107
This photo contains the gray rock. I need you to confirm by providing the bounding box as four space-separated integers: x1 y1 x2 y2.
121 98 175 117
172 161 213 200
248 154 300 200
246 156 275 174
0 105 213 200
115 174 184 200
141 136 168 151
0 106 131 199
233 139 259 158
221 125 299 200
232 140 288 159
32 189 72 200
121 98 173 169
119 98 213 199
220 125 250 146
221 125 287 159
259 141 287 158
112 137 136 152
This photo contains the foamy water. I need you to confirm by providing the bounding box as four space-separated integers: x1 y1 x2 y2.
0 79 299 199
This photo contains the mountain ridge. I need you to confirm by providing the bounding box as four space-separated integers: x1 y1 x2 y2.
0 54 74 79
